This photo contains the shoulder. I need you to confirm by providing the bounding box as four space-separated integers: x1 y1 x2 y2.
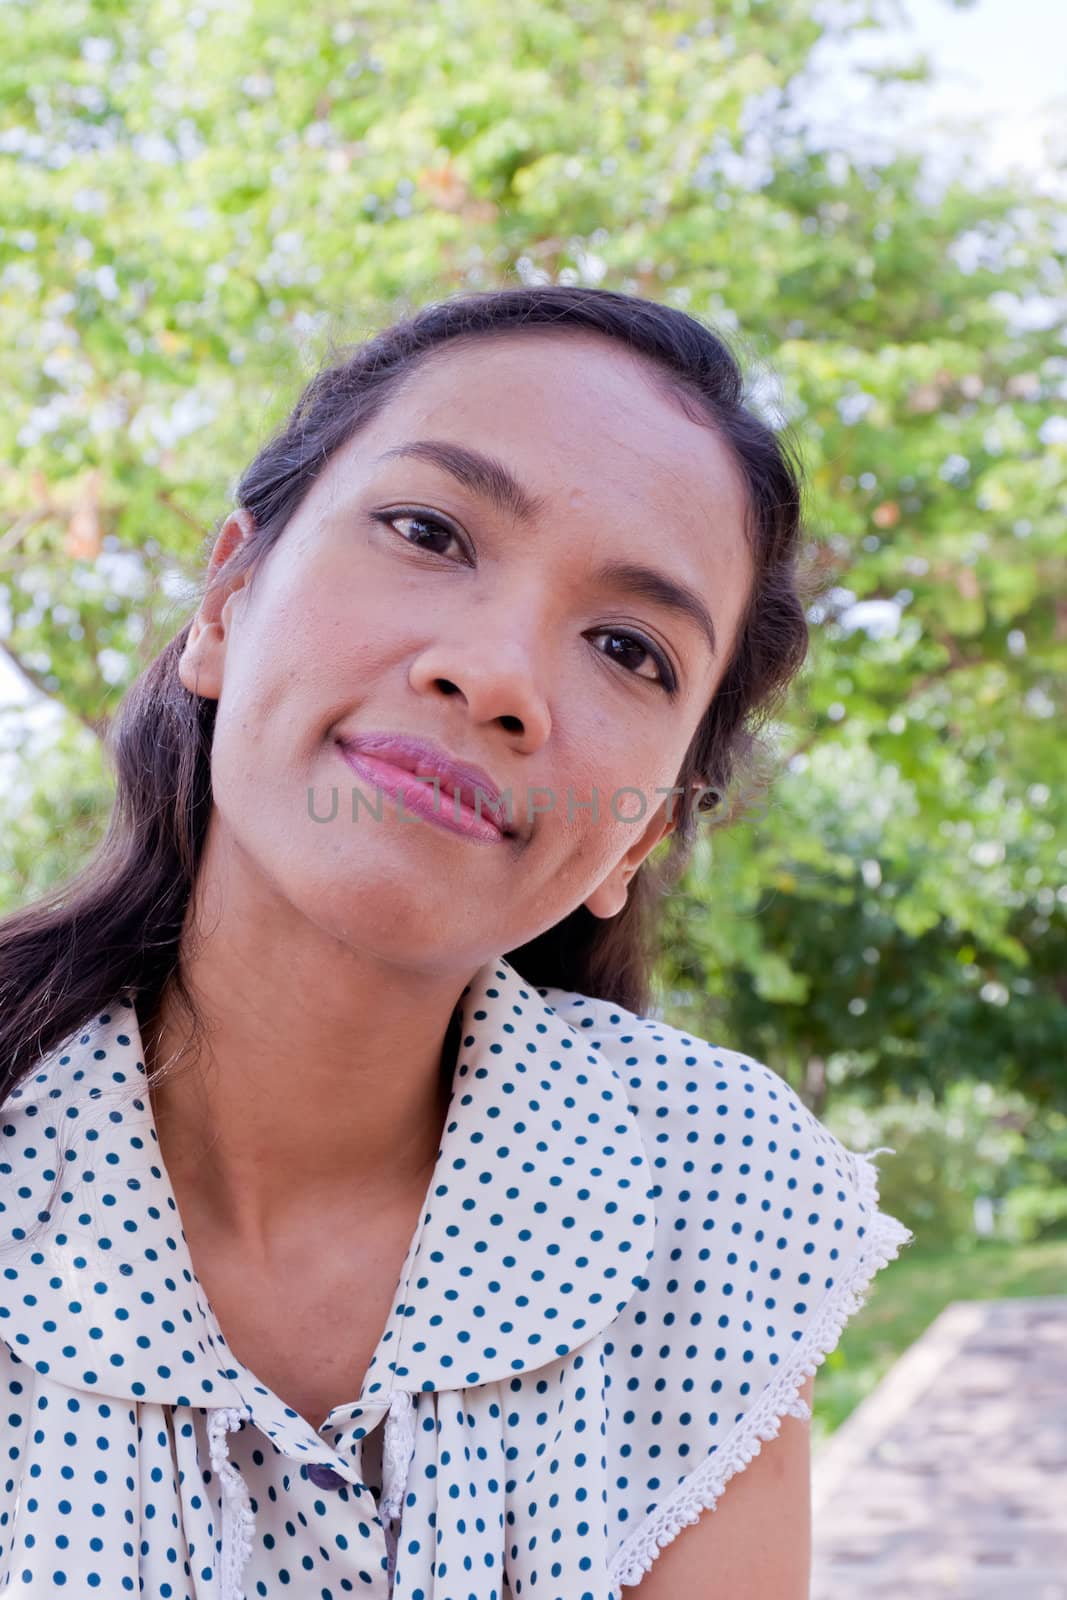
538 983 914 1593
539 981 913 1309
540 984 867 1222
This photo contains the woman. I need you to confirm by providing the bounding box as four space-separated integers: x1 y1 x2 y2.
0 285 911 1599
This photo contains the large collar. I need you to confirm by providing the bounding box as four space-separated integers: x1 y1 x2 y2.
0 956 655 1443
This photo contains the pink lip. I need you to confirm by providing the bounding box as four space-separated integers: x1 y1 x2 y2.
335 731 518 844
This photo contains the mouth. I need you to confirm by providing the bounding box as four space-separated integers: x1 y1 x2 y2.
334 734 521 844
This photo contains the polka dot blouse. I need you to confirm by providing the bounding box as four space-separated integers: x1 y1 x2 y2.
0 954 912 1598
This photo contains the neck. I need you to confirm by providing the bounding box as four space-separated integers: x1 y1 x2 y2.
141 849 478 1260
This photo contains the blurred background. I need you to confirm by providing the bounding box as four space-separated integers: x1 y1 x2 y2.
1 0 1065 1452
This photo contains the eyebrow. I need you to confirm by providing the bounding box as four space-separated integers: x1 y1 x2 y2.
588 558 717 659
373 439 549 525
373 436 718 659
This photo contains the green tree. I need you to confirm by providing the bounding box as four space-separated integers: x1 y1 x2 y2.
2 0 1064 1108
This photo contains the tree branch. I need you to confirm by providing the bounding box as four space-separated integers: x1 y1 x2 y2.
0 507 53 562
156 489 208 536
0 636 109 742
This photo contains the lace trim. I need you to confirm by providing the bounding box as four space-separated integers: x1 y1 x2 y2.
607 1147 913 1594
204 1390 415 1598
380 1388 417 1591
380 1388 416 1523
207 1406 257 1600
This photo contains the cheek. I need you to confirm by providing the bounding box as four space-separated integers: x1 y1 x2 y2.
544 741 676 864
569 728 681 822
205 579 406 839
279 557 406 688
221 570 387 732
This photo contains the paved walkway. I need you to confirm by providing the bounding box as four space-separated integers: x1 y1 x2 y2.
811 1296 1067 1598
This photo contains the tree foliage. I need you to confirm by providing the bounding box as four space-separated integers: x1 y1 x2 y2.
1 0 1064 1109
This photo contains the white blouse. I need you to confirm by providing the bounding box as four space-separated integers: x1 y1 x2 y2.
0 953 911 1598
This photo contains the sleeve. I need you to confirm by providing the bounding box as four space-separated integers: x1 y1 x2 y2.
560 999 915 1595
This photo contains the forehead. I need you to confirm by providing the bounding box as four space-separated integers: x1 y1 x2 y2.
332 330 750 544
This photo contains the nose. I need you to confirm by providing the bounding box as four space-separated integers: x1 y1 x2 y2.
407 636 552 750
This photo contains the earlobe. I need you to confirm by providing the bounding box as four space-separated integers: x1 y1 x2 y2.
178 617 225 699
583 799 680 920
583 867 633 922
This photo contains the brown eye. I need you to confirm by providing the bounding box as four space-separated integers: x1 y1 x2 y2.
372 509 469 561
590 630 677 693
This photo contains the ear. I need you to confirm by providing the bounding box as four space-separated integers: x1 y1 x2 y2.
178 509 255 701
582 793 681 921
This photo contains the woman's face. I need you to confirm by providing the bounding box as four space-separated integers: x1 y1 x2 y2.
179 330 753 975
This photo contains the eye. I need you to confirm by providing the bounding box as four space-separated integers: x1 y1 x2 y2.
371 508 470 561
590 630 678 694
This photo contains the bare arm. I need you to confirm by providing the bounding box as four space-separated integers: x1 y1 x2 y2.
627 1372 814 1600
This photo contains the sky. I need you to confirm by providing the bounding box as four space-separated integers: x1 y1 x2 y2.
807 0 1065 188
1 0 1062 750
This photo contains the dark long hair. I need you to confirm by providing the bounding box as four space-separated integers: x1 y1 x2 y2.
1 285 814 1106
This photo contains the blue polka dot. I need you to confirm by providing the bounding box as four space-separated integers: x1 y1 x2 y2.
0 958 909 1595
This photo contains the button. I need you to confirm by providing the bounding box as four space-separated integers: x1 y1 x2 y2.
306 1462 346 1490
